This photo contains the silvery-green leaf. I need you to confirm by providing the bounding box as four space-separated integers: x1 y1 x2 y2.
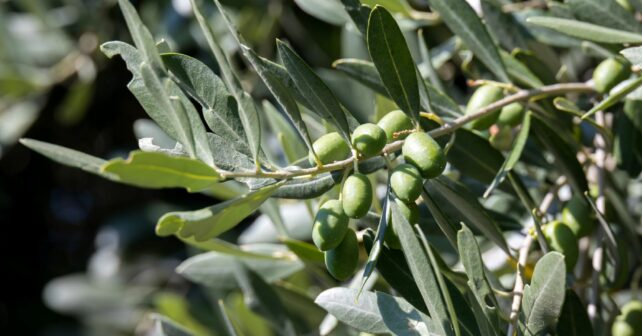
314 288 434 335
177 244 303 290
521 252 566 336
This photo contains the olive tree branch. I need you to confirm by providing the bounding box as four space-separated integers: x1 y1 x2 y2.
218 82 595 181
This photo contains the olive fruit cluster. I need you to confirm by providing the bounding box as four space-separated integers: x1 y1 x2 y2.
543 220 579 272
308 110 447 277
612 301 642 336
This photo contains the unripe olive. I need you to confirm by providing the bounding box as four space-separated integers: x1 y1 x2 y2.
390 163 423 203
466 85 504 130
377 110 414 143
561 196 594 238
325 228 359 280
612 301 642 336
498 102 525 127
308 132 351 165
593 58 631 94
341 173 373 219
385 199 420 249
312 199 349 251
543 220 579 272
351 123 387 158
402 132 446 179
490 126 513 151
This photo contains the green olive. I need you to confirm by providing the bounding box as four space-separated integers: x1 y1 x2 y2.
466 85 504 130
561 196 595 238
402 132 446 179
377 110 414 143
385 199 420 249
490 126 514 151
325 228 359 280
308 132 351 165
612 301 642 336
312 199 349 251
341 173 373 219
497 102 525 127
351 123 387 158
543 220 579 272
593 58 631 94
390 163 423 203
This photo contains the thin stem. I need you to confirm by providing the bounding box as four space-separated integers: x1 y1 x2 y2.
217 82 594 181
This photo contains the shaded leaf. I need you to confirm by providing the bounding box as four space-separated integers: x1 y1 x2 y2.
526 17 642 44
428 0 509 82
233 264 297 335
531 116 588 195
555 290 594 336
425 177 511 256
485 111 531 197
447 129 505 184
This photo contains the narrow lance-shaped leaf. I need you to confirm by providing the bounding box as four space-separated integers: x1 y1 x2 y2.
20 139 115 179
277 40 352 143
359 189 390 295
189 0 261 167
101 151 220 192
160 53 249 155
567 0 642 33
117 0 163 72
139 62 214 165
156 182 283 241
239 45 317 158
367 6 420 121
526 17 642 44
101 42 213 166
521 252 566 336
428 0 509 82
456 225 502 335
485 111 532 197
392 201 454 336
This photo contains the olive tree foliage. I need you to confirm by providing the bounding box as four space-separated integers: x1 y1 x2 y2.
23 0 642 335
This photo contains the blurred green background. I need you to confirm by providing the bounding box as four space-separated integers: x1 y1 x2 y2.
0 0 346 334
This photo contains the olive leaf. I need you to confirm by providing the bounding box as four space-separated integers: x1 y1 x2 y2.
526 17 642 43
367 6 420 121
